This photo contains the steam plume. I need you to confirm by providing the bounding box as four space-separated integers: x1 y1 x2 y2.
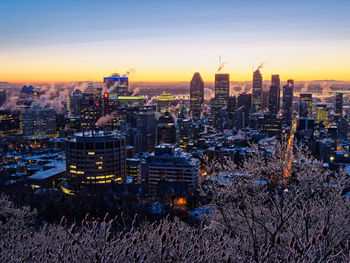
96 111 117 127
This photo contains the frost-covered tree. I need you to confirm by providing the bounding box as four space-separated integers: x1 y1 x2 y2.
1 142 350 262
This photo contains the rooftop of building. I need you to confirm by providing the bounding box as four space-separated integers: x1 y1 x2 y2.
66 130 124 142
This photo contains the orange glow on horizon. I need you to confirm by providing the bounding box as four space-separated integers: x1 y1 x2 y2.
3 71 350 84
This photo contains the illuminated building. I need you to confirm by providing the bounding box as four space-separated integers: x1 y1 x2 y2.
117 96 145 107
80 83 102 131
212 73 230 128
156 92 175 113
178 119 193 151
237 93 251 127
315 104 330 127
65 131 126 193
213 73 230 108
65 116 81 135
335 92 343 120
157 112 176 145
258 114 283 137
190 72 204 119
0 110 21 137
55 113 66 137
142 144 200 195
268 75 280 115
126 158 141 184
252 69 263 111
103 73 130 96
21 108 56 138
283 80 294 126
299 94 312 118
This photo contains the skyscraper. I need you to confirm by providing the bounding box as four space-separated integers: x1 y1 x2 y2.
212 73 229 128
269 74 280 114
283 79 294 126
80 83 102 131
103 73 130 97
268 85 279 115
214 73 230 106
237 93 252 127
190 72 204 119
178 119 193 151
252 69 263 111
299 94 312 118
335 92 343 120
316 104 330 127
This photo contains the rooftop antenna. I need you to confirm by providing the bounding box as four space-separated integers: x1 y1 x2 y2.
219 56 221 71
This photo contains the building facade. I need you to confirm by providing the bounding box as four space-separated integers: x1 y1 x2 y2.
65 131 126 192
190 72 204 119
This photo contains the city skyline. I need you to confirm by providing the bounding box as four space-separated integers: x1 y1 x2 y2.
1 0 350 83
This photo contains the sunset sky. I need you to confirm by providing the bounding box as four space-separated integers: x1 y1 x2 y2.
1 0 350 83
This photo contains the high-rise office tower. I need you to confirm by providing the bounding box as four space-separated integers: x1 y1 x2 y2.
80 83 102 131
316 104 330 127
237 93 252 127
269 75 280 114
214 73 230 106
190 72 204 119
104 73 130 97
252 69 263 111
271 75 280 110
268 85 279 115
21 108 56 138
178 119 193 151
335 92 343 120
212 73 229 128
65 131 126 193
283 79 294 126
299 94 313 118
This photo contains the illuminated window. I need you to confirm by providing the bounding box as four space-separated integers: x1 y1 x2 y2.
88 152 95 155
70 165 76 169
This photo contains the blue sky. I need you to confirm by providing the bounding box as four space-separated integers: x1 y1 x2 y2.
0 0 350 82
